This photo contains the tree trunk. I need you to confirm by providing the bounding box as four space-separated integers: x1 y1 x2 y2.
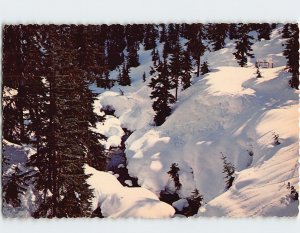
196 56 201 77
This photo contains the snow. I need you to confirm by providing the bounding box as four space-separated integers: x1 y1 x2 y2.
172 199 189 211
2 140 38 217
84 165 175 218
91 26 298 217
3 26 298 218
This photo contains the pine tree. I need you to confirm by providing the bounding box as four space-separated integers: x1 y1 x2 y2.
148 60 175 126
257 23 272 40
283 23 299 89
151 48 159 66
159 24 167 43
185 189 204 216
228 23 238 40
186 24 206 77
142 72 146 82
221 152 235 190
119 62 131 86
282 24 291 38
127 45 140 68
169 35 184 100
143 24 158 51
167 163 182 191
210 23 228 51
200 61 210 75
233 25 255 67
3 166 30 207
256 66 262 78
181 49 193 90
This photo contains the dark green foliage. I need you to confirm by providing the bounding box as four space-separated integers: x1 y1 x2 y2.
167 163 182 191
283 24 299 89
200 61 210 75
221 152 235 190
233 25 255 67
148 60 175 126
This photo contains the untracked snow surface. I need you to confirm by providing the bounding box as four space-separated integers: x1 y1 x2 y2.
93 27 299 217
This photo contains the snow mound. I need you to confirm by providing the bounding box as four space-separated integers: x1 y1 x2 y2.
85 165 175 218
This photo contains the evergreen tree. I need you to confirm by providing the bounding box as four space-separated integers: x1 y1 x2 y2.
233 25 255 67
200 61 210 75
185 189 204 216
143 24 158 51
181 49 193 90
228 23 238 40
143 72 146 82
3 166 30 207
159 23 167 43
169 35 184 100
221 152 235 190
257 23 272 40
283 23 299 89
127 45 140 68
151 48 159 66
256 66 262 78
282 24 291 38
167 163 182 191
186 24 206 77
210 23 228 51
106 24 126 70
119 62 131 86
148 60 175 126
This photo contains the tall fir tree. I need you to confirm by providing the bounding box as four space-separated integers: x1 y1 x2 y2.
186 24 206 77
169 35 184 100
257 23 272 41
233 24 255 67
181 49 193 90
210 23 228 51
283 24 299 89
221 152 235 190
148 60 175 126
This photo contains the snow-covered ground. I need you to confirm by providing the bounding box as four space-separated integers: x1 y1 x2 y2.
93 26 299 217
3 26 298 218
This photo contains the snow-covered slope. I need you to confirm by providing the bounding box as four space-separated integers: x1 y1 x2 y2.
93 26 299 217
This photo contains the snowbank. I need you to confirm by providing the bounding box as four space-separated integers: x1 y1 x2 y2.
85 165 175 218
